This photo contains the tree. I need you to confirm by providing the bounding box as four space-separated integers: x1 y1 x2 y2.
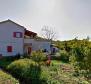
41 25 57 41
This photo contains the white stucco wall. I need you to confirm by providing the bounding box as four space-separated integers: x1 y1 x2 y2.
34 40 51 52
24 39 51 52
0 21 24 56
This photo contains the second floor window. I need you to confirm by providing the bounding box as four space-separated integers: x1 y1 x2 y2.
13 32 23 38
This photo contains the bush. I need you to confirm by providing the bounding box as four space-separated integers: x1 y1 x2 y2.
7 59 41 84
0 57 14 69
31 50 47 63
60 50 69 63
0 70 19 84
51 50 69 62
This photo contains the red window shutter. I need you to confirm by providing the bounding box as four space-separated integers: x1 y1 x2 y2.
13 32 16 37
7 46 12 52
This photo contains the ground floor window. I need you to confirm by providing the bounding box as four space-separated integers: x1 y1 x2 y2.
7 46 12 52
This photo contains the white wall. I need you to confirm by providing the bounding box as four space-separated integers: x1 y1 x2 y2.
24 39 51 52
34 40 51 52
0 21 24 56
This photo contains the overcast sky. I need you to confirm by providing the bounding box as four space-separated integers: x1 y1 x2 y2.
0 0 91 40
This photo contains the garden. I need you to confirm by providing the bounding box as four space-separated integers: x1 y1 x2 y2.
0 39 91 84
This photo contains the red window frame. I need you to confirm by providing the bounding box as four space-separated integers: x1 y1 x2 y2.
7 46 12 52
13 32 23 38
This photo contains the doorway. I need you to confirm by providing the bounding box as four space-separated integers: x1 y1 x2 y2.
28 47 32 54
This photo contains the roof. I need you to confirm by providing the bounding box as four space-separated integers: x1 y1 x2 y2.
0 19 25 29
0 19 37 35
25 29 37 36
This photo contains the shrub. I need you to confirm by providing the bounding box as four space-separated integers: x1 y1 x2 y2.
7 59 41 83
31 50 47 63
60 50 69 62
40 65 62 84
51 50 69 62
0 70 19 84
0 57 14 69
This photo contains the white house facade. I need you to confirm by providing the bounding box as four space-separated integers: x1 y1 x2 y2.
0 20 51 56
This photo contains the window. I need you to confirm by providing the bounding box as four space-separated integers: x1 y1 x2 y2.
7 46 12 52
13 32 22 38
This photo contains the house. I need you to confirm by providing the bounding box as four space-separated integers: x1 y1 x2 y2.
0 19 51 56
50 44 59 54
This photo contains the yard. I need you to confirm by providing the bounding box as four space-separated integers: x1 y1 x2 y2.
0 55 90 84
0 47 91 84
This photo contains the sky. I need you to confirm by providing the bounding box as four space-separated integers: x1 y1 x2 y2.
0 0 91 40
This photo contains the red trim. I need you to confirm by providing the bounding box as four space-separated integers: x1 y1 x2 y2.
13 32 23 38
7 46 12 52
25 30 37 37
13 32 16 37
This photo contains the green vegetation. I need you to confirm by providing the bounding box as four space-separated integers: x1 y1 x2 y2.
31 50 47 64
0 70 19 84
41 62 89 84
7 59 41 84
6 58 89 84
54 39 91 79
6 58 90 84
1 39 91 84
0 57 14 69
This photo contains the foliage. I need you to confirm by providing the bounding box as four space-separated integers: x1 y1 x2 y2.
7 59 41 84
53 40 64 50
54 39 91 78
31 50 47 64
51 50 69 63
6 58 91 84
0 57 14 69
40 61 90 84
59 50 69 63
0 70 19 84
69 45 91 75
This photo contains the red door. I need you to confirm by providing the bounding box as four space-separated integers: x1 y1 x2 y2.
28 47 32 54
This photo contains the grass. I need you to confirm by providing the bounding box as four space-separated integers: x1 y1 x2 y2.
41 60 90 84
51 60 74 71
0 57 90 84
51 60 70 66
